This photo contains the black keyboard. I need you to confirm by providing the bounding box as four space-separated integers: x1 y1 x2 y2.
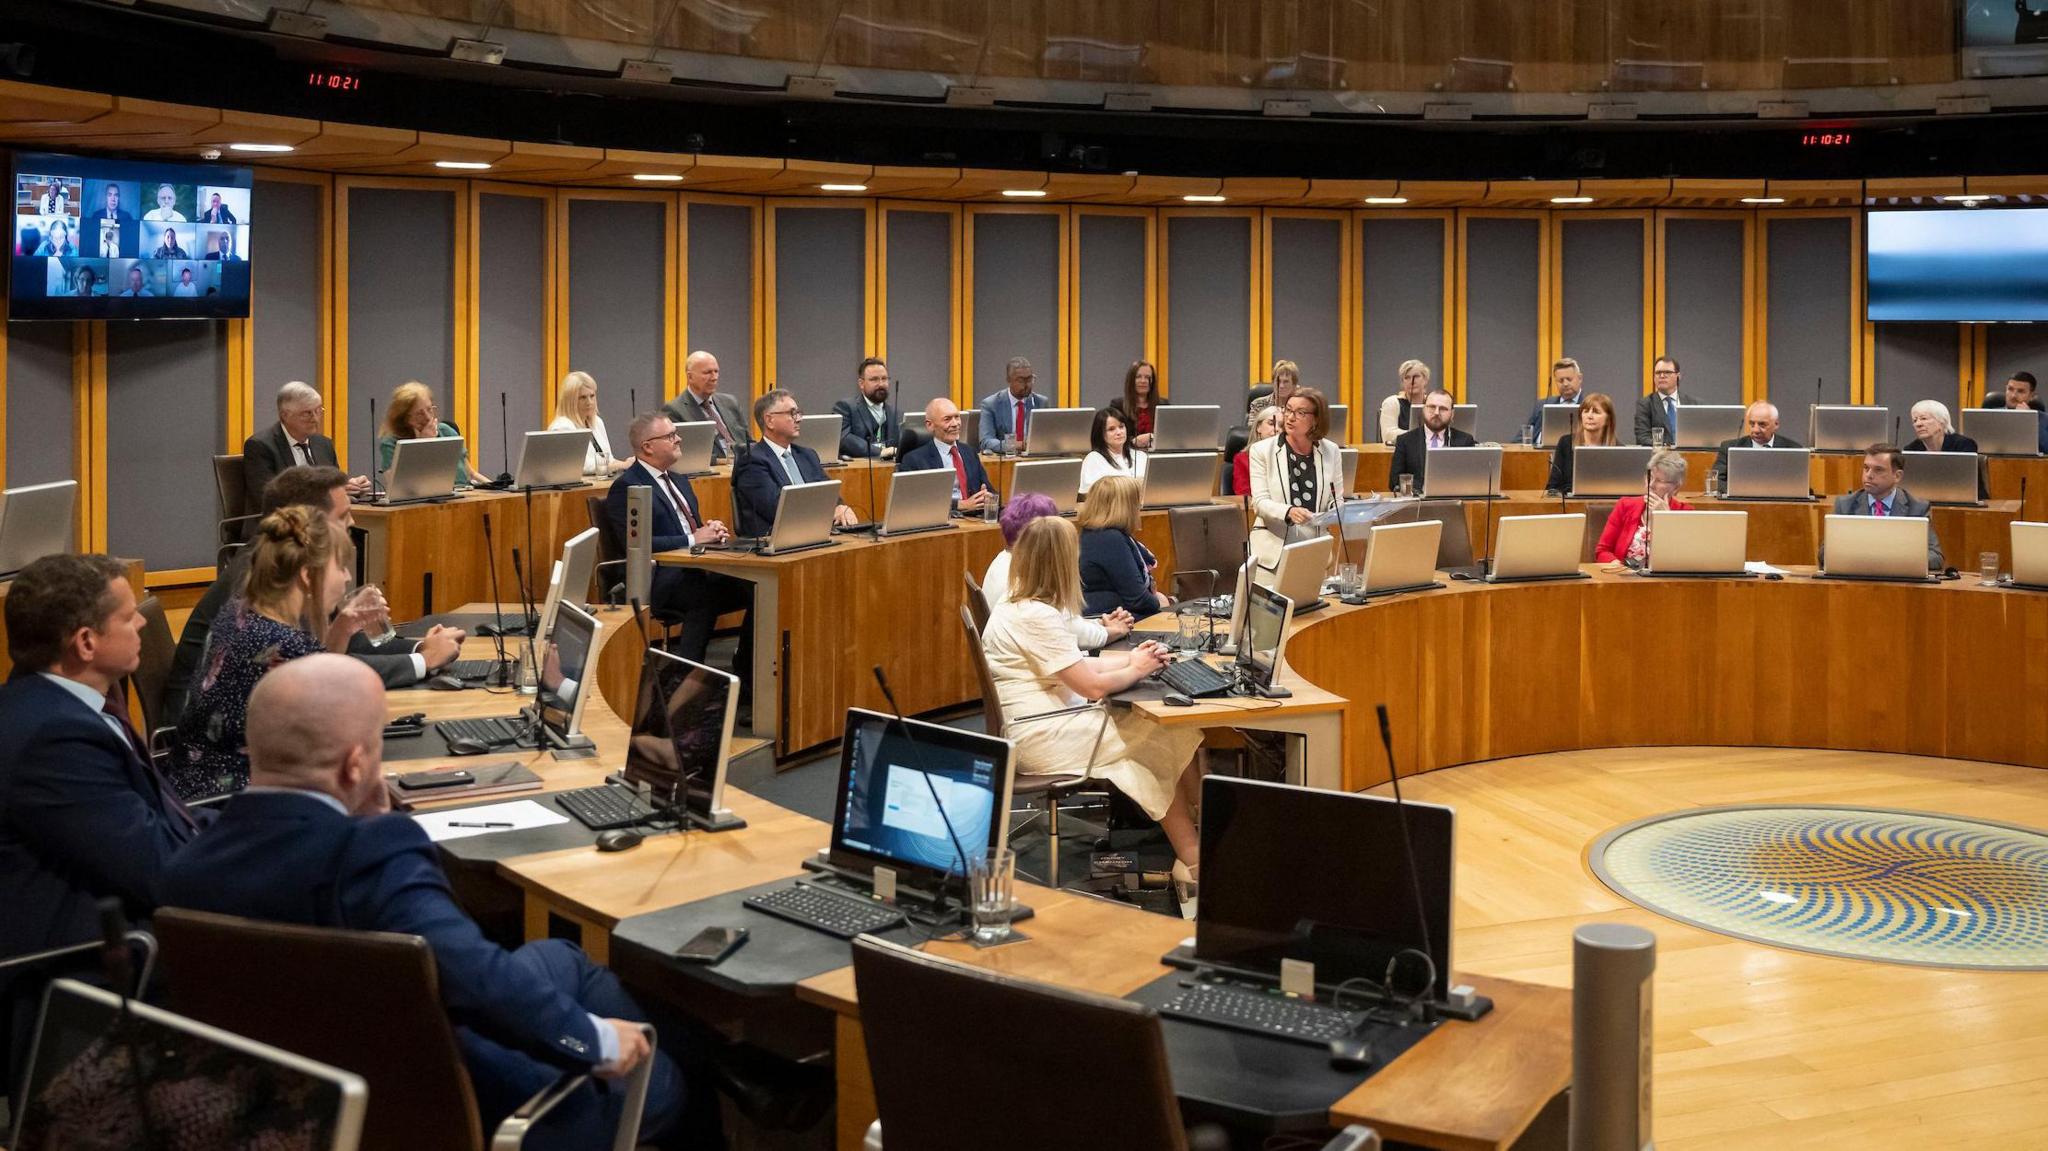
1157 981 1365 1046
743 883 907 939
446 659 504 682
554 784 656 830
436 715 529 747
1158 659 1234 699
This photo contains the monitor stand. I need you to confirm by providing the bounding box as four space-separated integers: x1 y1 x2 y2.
687 806 748 833
798 855 1035 926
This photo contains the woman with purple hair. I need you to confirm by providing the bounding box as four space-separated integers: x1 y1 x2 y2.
981 492 1133 648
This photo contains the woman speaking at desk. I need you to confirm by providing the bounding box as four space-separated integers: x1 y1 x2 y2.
1597 448 1691 567
378 381 480 488
173 507 385 800
1247 385 1342 584
980 515 1204 899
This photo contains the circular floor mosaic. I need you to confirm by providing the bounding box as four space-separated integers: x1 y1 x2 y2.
1588 806 2048 969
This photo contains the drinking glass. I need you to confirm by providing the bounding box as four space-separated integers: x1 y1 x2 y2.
1176 604 1206 651
982 493 1000 522
1337 562 1362 597
1397 473 1415 499
1651 427 1667 448
1704 469 1720 499
1517 426 1534 448
346 583 398 647
1000 434 1021 458
1980 552 2001 587
968 847 1017 945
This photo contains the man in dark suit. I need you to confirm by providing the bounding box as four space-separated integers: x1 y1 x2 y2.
1389 388 1477 492
831 356 901 460
606 411 752 679
200 191 237 225
898 396 996 513
242 380 371 508
0 554 208 984
977 356 1053 453
1633 355 1692 446
161 655 705 1149
731 389 860 537
1829 444 1943 570
166 466 465 721
1712 400 1805 479
1984 371 2048 454
660 350 752 461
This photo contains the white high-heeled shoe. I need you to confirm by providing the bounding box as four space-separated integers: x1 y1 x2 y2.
1172 861 1199 919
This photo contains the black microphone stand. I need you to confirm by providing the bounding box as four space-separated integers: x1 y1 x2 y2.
478 512 516 687
873 664 975 922
368 396 383 502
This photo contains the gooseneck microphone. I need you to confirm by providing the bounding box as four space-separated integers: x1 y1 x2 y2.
477 512 516 679
368 396 383 502
873 664 973 916
1376 704 1436 1000
497 389 514 486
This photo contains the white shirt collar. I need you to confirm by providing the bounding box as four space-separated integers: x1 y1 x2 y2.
280 421 307 447
241 785 350 815
38 671 110 716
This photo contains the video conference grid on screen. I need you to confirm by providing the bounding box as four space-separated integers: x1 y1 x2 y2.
10 152 253 319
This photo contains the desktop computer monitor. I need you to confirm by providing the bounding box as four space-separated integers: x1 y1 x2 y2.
1234 581 1294 691
1195 776 1454 1001
0 480 77 578
620 648 740 825
538 602 600 740
828 708 1014 886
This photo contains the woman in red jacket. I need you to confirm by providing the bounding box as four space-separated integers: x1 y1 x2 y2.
1597 449 1691 566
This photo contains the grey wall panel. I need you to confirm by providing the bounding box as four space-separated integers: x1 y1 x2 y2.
772 207 866 420
5 322 76 488
1766 217 1853 409
1463 216 1542 441
686 202 755 402
568 199 665 447
883 210 952 418
1559 219 1644 403
971 213 1060 405
346 188 453 474
1164 215 1250 413
1985 325 2048 404
1359 218 1445 413
1662 218 1746 406
1873 325 1959 419
1076 214 1146 407
251 179 321 412
1269 217 1342 401
106 322 226 571
477 194 547 474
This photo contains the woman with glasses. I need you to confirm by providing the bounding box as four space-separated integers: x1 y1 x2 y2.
1247 386 1342 583
1378 359 1432 445
378 381 479 488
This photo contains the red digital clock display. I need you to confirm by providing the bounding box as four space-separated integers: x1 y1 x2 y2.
1800 132 1853 147
306 70 362 93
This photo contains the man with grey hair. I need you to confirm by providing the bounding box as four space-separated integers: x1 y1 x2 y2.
1521 356 1584 445
978 355 1050 453
731 388 858 536
1712 399 1804 481
661 349 752 461
241 380 369 509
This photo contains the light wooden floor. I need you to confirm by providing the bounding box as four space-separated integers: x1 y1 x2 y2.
1379 746 2048 1150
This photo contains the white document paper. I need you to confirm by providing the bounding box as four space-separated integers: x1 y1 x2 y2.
414 799 570 842
1743 561 1787 576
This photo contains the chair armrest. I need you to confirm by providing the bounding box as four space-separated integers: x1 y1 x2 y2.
1321 1125 1381 1150
593 559 626 606
489 1023 657 1151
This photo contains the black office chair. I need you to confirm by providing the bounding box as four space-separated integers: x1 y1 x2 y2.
1580 501 1618 562
963 571 992 634
212 453 259 548
125 593 177 753
1220 424 1249 494
1168 504 1248 601
897 423 930 461
850 935 1380 1151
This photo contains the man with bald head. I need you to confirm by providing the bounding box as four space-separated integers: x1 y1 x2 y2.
162 655 704 1148
661 349 752 461
1712 400 1804 480
898 396 996 512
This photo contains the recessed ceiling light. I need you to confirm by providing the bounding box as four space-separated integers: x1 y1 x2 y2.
1002 189 1048 198
434 160 492 170
1941 194 1994 204
1363 196 1409 205
1182 194 1227 203
1740 196 1786 205
1549 195 1594 204
819 183 868 192
228 143 295 154
632 173 685 183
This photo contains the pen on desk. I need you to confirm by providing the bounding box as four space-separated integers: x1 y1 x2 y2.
448 821 512 829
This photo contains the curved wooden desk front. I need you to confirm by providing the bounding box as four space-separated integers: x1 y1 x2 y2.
1280 568 2048 793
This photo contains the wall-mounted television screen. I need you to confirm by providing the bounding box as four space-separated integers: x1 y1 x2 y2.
1867 208 2048 323
10 151 253 320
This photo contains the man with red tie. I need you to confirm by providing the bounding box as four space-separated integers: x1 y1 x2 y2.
604 412 754 681
978 356 1051 453
0 554 211 985
900 397 996 513
1829 444 1943 571
660 349 754 462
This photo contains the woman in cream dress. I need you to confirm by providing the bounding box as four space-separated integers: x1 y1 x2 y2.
980 516 1203 887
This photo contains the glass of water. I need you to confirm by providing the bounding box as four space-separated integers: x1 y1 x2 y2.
1397 472 1415 498
1337 561 1362 597
968 847 1016 945
345 583 398 647
1176 603 1207 651
1000 434 1020 458
982 492 1000 522
1517 426 1534 448
1980 551 2001 587
1652 427 1667 448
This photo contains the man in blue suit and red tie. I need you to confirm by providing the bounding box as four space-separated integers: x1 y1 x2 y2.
977 355 1052 453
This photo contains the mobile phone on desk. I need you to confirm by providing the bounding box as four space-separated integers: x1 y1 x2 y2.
393 769 476 791
674 926 748 965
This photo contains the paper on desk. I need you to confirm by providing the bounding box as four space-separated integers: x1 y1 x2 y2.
1744 561 1787 576
415 799 569 842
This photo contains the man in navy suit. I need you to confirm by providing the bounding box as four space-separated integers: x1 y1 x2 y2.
899 396 996 513
731 389 860 537
160 655 706 1149
606 412 753 680
0 554 207 987
978 356 1052 453
830 356 901 460
1828 444 1944 571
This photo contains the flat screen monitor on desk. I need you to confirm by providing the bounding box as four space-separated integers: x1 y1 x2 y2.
1673 404 1746 449
1234 581 1294 693
1903 451 1983 506
673 421 716 476
800 413 844 461
1196 776 1453 1002
1152 404 1220 452
1723 448 1812 501
381 436 467 504
1272 534 1333 615
1961 408 2042 457
1570 445 1655 498
1141 452 1220 509
620 648 742 828
555 526 600 622
2011 521 2048 590
1020 408 1094 456
536 602 601 742
1819 515 1937 581
1809 405 1890 453
1422 446 1502 498
1363 519 1444 595
1325 404 1350 445
763 480 842 555
513 428 593 489
0 480 76 578
1009 459 1081 515
1539 404 1580 446
830 707 1014 888
879 467 955 536
1451 404 1478 438
1486 514 1588 583
1644 510 1749 576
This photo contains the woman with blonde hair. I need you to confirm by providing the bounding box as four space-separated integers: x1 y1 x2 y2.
1077 474 1169 617
981 515 1205 892
378 381 479 488
173 506 384 799
1545 391 1620 493
548 370 627 474
1378 359 1432 444
1269 359 1301 414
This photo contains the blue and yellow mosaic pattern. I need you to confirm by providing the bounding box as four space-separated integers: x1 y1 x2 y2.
1590 806 2048 969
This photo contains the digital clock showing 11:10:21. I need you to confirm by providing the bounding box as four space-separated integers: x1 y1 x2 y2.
306 70 362 92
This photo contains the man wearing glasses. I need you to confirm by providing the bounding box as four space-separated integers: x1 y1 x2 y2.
242 380 371 512
731 389 861 537
978 356 1051 454
1633 355 1692 446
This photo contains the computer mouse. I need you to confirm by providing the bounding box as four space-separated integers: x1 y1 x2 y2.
1164 691 1195 707
445 735 491 756
595 829 643 853
424 673 465 691
1327 1034 1375 1072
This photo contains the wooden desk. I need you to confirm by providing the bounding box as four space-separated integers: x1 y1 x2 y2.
354 485 613 620
0 558 145 684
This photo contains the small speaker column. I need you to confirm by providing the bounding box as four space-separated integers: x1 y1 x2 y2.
1569 923 1656 1151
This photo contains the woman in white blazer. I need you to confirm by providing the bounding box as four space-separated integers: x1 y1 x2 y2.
1247 385 1344 582
1377 359 1433 445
